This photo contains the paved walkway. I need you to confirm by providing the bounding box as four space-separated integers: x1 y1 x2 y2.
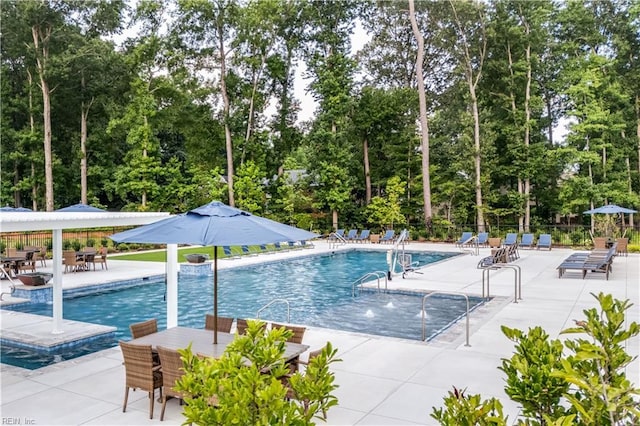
1 242 638 425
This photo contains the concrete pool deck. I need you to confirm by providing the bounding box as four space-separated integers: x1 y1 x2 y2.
1 241 638 425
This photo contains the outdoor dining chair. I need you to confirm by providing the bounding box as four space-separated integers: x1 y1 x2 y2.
119 341 163 419
271 322 307 372
204 314 234 333
130 318 160 365
157 346 188 421
63 250 86 273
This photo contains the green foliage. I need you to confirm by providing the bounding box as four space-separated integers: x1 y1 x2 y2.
500 326 569 424
175 320 340 425
433 293 639 426
234 160 265 215
553 293 640 425
431 386 507 426
366 176 407 229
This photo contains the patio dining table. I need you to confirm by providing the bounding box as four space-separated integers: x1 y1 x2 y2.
127 326 309 362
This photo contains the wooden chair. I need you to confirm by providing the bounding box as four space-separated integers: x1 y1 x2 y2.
36 246 47 266
157 346 188 421
593 237 608 250
204 314 234 333
16 255 36 274
63 250 85 273
119 341 163 419
91 247 108 270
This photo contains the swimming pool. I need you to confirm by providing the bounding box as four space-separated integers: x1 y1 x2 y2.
2 250 481 369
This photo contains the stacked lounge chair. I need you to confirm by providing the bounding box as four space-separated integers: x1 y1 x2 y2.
557 243 617 280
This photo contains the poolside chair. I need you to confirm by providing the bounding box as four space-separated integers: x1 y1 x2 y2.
616 237 628 257
380 229 396 244
593 237 608 250
91 247 108 270
119 341 163 419
476 232 489 247
345 229 358 242
271 322 306 372
157 346 188 421
241 245 258 256
204 314 234 333
520 233 534 249
130 318 160 365
63 250 86 273
222 246 240 259
353 229 370 243
503 233 518 246
455 232 473 247
537 234 552 250
328 229 345 242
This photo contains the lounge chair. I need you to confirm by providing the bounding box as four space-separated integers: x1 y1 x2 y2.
503 233 518 246
329 229 345 242
519 233 534 249
557 251 615 280
476 232 489 247
241 245 258 256
345 229 358 242
380 229 396 244
537 234 552 250
222 246 239 259
353 229 370 243
455 232 473 247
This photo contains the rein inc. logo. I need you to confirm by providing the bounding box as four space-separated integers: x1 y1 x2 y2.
2 418 35 425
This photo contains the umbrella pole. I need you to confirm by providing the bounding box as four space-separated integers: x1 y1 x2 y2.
214 246 218 344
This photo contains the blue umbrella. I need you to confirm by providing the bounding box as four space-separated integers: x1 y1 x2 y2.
583 204 637 214
110 201 318 342
56 203 106 212
0 206 32 212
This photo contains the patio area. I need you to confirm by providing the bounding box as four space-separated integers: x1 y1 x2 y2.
1 241 638 425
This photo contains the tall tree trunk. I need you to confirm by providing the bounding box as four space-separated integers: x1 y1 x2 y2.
507 42 524 233
408 0 432 228
636 94 640 177
450 1 486 232
80 72 94 205
27 69 38 211
523 15 532 232
363 137 371 204
32 24 54 211
218 24 234 207
241 55 266 166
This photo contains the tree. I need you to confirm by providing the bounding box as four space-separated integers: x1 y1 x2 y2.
233 160 265 214
366 176 407 230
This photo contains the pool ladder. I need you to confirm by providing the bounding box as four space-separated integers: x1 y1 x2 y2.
352 271 388 296
328 231 347 249
256 298 291 323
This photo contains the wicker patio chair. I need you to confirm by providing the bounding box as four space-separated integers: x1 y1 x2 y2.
235 318 266 335
271 322 306 372
63 250 85 273
157 346 188 421
204 314 234 333
91 247 108 270
130 318 160 365
119 341 163 419
616 237 628 257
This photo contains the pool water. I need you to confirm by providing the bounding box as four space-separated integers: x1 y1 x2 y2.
1 250 479 369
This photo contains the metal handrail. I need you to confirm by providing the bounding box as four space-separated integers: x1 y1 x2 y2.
351 271 388 296
256 298 290 323
459 236 479 255
422 292 470 346
0 265 18 301
390 229 409 275
328 232 347 249
477 255 522 303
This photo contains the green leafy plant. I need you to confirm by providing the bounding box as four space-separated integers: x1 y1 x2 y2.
431 386 507 425
500 326 569 424
176 320 340 425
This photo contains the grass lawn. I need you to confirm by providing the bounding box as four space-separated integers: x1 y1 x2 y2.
112 245 267 262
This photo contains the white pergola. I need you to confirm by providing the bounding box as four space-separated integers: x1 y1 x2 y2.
0 211 175 334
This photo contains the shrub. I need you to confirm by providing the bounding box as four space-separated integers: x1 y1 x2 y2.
431 293 640 425
176 320 340 425
431 386 507 425
86 238 95 247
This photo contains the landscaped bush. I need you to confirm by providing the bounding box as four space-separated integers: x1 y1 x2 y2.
431 292 640 425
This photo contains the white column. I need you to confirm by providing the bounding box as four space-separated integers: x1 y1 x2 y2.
52 229 64 334
166 244 178 328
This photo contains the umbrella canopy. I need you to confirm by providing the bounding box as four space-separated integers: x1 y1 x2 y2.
583 204 637 214
110 201 318 342
56 203 106 212
0 206 32 212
